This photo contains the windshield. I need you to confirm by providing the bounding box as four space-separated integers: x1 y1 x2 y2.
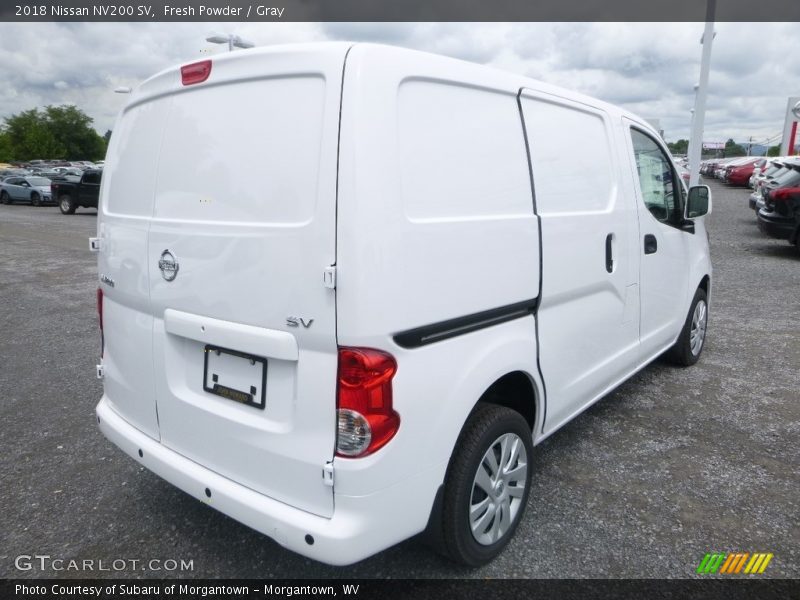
27 177 50 186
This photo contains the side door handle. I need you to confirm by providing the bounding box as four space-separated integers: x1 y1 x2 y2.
605 233 614 273
644 234 658 255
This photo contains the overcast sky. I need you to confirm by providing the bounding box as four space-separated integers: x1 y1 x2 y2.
0 22 797 146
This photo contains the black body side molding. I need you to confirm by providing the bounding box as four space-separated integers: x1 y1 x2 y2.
393 298 539 349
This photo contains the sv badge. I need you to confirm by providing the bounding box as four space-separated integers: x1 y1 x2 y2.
286 316 314 329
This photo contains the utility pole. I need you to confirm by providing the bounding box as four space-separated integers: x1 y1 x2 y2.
688 0 716 187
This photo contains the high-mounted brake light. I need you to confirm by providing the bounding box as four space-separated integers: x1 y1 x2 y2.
181 60 212 85
336 347 399 458
97 287 104 357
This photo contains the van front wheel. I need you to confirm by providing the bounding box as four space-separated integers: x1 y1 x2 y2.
666 288 708 366
435 404 533 567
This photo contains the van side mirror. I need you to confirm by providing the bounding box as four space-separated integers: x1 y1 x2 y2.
686 185 711 219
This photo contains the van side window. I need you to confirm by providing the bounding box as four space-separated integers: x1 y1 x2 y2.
630 128 682 225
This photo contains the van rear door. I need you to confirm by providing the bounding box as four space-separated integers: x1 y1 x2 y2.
98 96 172 440
146 47 346 518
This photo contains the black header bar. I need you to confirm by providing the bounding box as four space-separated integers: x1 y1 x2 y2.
2 0 800 22
2 579 799 600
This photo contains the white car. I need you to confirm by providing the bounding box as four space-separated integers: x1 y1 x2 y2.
94 43 712 567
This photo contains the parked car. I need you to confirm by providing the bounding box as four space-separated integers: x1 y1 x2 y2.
750 158 785 189
757 186 800 250
95 43 712 568
0 175 53 205
723 157 762 186
749 158 792 209
50 166 84 176
0 167 33 180
714 157 742 179
752 160 800 212
50 169 102 214
677 163 691 185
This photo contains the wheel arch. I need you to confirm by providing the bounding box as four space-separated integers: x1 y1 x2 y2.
697 273 711 304
475 370 539 433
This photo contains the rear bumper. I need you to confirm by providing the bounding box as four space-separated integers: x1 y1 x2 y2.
756 210 795 240
96 396 440 566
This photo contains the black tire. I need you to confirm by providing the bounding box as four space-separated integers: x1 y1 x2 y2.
665 288 708 366
0 191 10 205
431 403 533 567
30 192 41 207
59 194 76 215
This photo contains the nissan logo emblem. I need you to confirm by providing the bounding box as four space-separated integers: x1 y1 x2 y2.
158 249 179 282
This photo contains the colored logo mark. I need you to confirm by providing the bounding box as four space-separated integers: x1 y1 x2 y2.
697 552 774 574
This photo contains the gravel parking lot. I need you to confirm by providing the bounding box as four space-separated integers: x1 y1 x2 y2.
1 180 797 579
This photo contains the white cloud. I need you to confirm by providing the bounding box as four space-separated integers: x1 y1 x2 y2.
0 21 797 146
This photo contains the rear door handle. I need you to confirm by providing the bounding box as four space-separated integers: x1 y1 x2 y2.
644 234 658 255
605 233 614 273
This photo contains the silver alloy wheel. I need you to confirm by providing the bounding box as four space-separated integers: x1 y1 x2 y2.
689 299 707 356
61 197 71 212
469 432 528 546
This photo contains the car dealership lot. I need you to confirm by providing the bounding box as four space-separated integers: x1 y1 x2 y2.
0 181 797 579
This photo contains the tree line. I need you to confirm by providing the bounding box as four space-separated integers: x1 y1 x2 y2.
667 138 783 157
0 105 108 163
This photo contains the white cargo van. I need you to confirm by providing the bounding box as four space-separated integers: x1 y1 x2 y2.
95 42 712 567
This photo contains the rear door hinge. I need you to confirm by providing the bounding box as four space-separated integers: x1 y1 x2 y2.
323 266 336 289
322 461 334 486
89 237 102 252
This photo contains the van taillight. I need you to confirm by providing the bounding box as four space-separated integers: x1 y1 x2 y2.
97 287 104 357
336 347 399 457
181 60 212 85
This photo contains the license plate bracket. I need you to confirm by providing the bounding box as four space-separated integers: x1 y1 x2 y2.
203 345 267 409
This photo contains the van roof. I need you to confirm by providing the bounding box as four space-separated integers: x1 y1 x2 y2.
127 42 657 140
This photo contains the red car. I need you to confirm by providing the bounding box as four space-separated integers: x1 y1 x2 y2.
725 157 764 186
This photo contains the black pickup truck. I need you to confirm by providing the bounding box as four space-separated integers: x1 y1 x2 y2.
51 169 102 214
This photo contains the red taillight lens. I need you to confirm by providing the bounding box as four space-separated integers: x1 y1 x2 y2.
97 287 104 356
770 187 800 215
772 187 799 202
181 60 212 85
336 347 399 457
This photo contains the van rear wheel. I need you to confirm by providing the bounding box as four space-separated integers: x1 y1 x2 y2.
433 404 533 567
666 288 708 366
